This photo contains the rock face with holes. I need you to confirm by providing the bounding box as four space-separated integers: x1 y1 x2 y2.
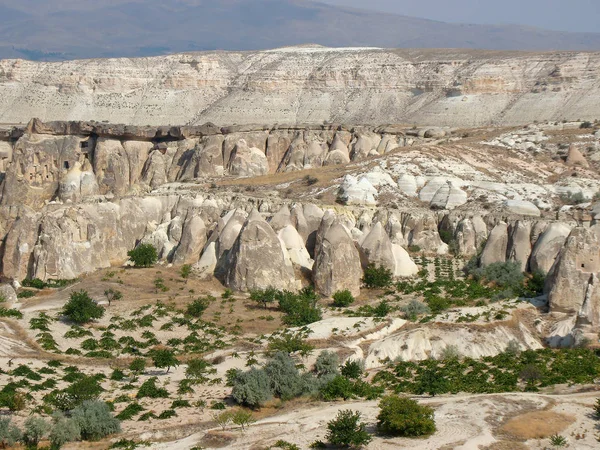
547 226 600 341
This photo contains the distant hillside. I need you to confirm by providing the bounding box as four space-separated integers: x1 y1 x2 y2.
1 0 600 60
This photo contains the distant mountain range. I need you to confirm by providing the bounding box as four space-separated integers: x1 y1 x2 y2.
1 0 600 60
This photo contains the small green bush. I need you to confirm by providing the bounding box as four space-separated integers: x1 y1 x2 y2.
151 348 179 373
363 264 393 289
62 290 104 324
399 300 431 321
116 403 145 420
72 400 121 441
377 395 436 437
186 296 211 317
332 290 355 307
340 360 363 380
136 377 169 399
127 244 158 268
326 409 372 448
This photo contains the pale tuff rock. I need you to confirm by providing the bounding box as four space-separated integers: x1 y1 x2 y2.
480 223 509 266
507 221 533 272
338 175 378 206
228 140 269 177
2 209 42 281
292 203 324 256
58 160 99 203
419 177 449 203
194 241 217 280
402 213 448 254
530 223 572 274
397 174 418 197
504 200 541 217
171 214 207 265
269 205 293 233
359 222 396 273
455 216 487 258
313 216 362 297
213 209 247 276
547 226 600 340
324 149 351 166
392 244 419 277
278 225 313 270
94 138 131 196
430 182 468 210
362 166 397 189
225 210 297 292
351 133 382 160
122 141 154 186
566 144 590 168
0 284 17 305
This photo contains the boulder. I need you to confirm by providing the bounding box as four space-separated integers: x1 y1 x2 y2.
566 144 589 168
228 140 269 177
313 217 362 297
338 175 378 206
504 200 541 217
507 221 532 271
424 128 446 139
530 223 572 274
270 205 293 232
430 182 467 210
278 225 313 270
172 214 206 265
480 223 509 266
226 210 297 292
359 222 396 273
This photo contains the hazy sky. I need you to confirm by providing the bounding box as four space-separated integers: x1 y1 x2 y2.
319 0 600 33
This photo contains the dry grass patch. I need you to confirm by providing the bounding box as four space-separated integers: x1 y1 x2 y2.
500 410 575 440
483 441 529 450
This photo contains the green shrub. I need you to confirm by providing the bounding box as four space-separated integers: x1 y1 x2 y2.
171 399 191 409
320 375 355 401
185 358 211 380
0 417 22 447
264 352 306 401
72 400 121 441
377 396 436 437
549 434 568 447
332 290 355 307
62 290 104 324
231 368 272 408
49 413 81 449
127 244 158 268
186 296 211 317
399 300 431 321
136 378 169 399
250 287 278 309
580 121 593 129
231 409 255 431
129 358 146 374
363 264 393 288
278 287 322 326
22 416 49 448
340 360 363 380
267 331 314 357
151 348 179 373
314 351 340 378
0 307 23 319
17 290 36 299
104 288 123 307
180 264 192 279
116 403 145 420
158 409 177 420
326 410 372 448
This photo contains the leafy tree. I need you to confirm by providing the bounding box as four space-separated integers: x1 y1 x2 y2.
186 296 211 317
49 413 80 450
264 352 305 400
22 416 49 449
363 264 393 289
320 375 355 401
231 368 272 408
64 375 104 407
314 351 340 378
376 395 436 437
71 400 121 441
151 348 179 373
278 287 322 326
332 290 355 307
127 244 158 268
0 417 21 448
326 410 372 448
62 290 104 324
129 358 146 374
103 289 123 307
340 360 363 380
212 410 233 431
185 358 211 380
250 287 278 309
231 409 255 431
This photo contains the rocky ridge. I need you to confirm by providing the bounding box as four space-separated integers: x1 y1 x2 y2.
1 48 600 126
